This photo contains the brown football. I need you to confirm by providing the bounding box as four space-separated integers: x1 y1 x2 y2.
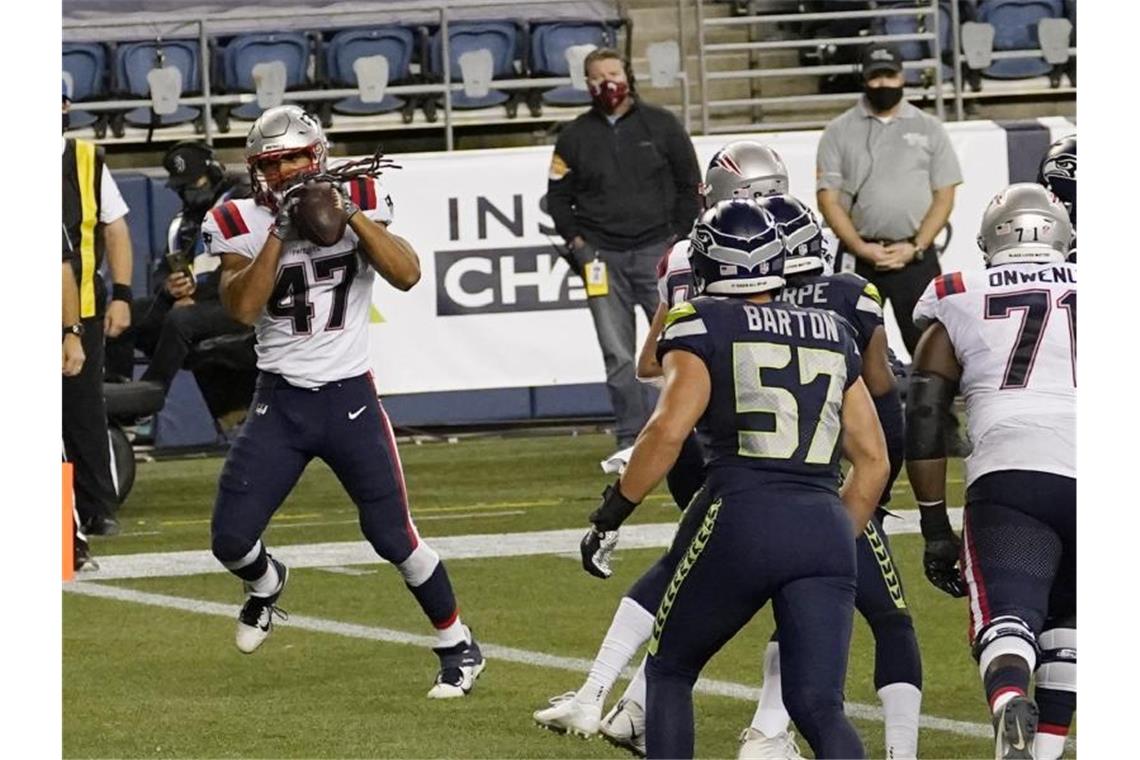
291 180 348 247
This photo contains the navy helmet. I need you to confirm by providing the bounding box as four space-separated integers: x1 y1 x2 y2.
688 199 786 296
1037 134 1075 228
756 194 831 276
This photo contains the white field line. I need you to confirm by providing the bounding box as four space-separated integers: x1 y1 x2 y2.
79 509 963 581
65 581 991 741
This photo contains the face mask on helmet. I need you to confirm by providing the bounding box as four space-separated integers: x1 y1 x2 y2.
688 200 786 296
245 106 328 209
1037 136 1076 229
588 79 630 114
757 195 829 276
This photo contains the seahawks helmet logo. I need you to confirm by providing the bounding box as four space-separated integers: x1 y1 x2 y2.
1041 153 1076 181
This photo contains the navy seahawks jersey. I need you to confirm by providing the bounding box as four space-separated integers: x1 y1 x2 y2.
776 272 884 352
658 297 862 490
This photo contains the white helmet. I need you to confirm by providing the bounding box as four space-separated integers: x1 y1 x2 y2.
702 141 789 207
977 183 1072 267
245 105 328 208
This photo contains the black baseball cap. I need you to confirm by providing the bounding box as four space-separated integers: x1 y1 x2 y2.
861 43 903 78
163 141 216 189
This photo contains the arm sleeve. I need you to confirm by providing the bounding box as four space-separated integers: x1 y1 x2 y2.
99 165 129 223
912 279 941 331
929 122 963 190
872 389 905 505
815 125 846 193
662 113 702 238
656 302 714 365
546 131 580 243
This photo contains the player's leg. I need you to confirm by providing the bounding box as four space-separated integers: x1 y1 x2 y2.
211 376 313 653
142 301 248 392
854 511 922 759
534 487 713 744
773 575 864 759
739 630 801 760
319 375 481 698
962 472 1065 758
645 497 764 759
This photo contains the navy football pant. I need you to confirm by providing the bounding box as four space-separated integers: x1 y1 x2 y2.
645 484 863 759
961 470 1076 643
211 372 458 628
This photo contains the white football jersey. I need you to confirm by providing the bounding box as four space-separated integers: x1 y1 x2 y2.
913 262 1076 485
656 238 692 309
202 176 394 388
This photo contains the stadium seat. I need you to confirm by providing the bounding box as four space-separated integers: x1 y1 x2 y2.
63 42 108 130
427 21 520 115
218 32 311 121
324 26 416 120
530 21 616 107
114 39 201 128
977 0 1064 79
872 2 959 86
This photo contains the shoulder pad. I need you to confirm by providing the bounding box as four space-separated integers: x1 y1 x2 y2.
932 272 967 300
208 200 251 240
664 301 697 328
346 176 379 211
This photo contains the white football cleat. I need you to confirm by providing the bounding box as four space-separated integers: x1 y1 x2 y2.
427 628 485 699
533 692 602 737
737 727 805 760
235 558 289 654
600 698 646 757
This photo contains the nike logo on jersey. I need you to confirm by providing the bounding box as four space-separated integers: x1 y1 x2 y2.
348 406 367 420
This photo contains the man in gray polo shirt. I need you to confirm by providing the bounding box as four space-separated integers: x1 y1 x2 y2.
816 43 962 354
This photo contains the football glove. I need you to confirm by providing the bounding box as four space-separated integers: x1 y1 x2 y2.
580 527 619 579
333 183 361 222
589 482 639 532
270 188 305 241
923 537 967 598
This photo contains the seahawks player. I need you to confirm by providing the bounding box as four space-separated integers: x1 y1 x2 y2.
589 199 887 758
534 142 789 750
1037 134 1075 262
907 184 1075 759
205 105 484 698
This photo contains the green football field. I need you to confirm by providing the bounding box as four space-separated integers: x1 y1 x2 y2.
63 432 1067 758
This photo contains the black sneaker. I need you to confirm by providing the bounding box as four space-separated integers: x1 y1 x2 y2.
426 627 486 699
994 695 1038 759
74 538 100 573
82 514 121 537
235 557 288 654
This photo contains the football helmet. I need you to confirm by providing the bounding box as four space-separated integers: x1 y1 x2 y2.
1037 134 1075 228
756 194 832 276
245 105 328 208
688 199 786 296
702 141 789 207
977 183 1072 267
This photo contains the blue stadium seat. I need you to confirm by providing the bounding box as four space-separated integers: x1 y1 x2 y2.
63 43 108 129
873 2 956 86
428 21 519 110
530 21 615 106
978 0 1064 79
324 26 415 117
114 40 201 127
219 32 311 121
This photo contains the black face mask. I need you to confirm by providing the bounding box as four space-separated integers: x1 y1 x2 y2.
62 112 70 133
864 84 903 113
178 185 217 212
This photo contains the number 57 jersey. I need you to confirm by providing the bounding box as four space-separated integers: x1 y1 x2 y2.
913 262 1076 486
203 177 393 388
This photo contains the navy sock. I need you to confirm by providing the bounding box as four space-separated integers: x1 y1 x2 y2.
408 562 459 629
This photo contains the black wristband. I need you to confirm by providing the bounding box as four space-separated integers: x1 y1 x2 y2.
589 482 640 532
111 284 134 304
918 501 954 541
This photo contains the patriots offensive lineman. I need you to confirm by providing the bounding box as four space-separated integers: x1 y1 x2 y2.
204 105 485 698
906 184 1075 759
587 199 888 758
534 141 789 750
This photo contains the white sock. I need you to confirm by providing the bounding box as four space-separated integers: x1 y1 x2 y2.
436 619 468 649
578 597 655 707
878 682 921 759
248 559 281 597
619 655 648 708
1033 731 1067 760
750 642 791 738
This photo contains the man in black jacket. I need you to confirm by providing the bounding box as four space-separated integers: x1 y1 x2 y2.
106 142 253 397
547 48 701 448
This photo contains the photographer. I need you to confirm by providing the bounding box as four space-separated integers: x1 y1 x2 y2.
106 142 252 396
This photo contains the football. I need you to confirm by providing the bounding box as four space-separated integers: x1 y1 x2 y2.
291 180 348 247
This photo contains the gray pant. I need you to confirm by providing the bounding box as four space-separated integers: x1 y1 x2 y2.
575 238 667 445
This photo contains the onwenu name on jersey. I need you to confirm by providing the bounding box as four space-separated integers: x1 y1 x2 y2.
988 266 1075 287
743 303 841 341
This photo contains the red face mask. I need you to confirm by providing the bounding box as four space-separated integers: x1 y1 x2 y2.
588 80 629 114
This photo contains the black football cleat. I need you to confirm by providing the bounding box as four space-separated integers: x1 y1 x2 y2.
427 627 485 699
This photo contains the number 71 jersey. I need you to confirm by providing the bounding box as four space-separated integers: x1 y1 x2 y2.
913 262 1076 485
203 177 393 388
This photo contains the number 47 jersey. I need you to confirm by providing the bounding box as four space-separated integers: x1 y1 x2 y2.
913 262 1076 486
203 177 393 388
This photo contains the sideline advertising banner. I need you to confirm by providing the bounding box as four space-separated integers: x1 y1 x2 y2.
370 119 1068 393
